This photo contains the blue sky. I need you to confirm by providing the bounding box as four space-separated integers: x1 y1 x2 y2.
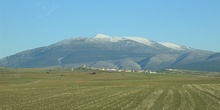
0 0 220 58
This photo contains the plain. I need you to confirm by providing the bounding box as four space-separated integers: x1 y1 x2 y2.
0 67 220 110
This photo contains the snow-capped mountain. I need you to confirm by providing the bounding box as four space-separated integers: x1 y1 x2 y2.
159 42 185 50
158 42 195 51
90 34 124 42
123 37 156 47
0 34 219 71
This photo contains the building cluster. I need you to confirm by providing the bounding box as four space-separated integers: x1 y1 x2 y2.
80 65 157 73
165 68 178 71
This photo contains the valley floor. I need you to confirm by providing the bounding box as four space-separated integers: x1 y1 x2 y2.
0 68 220 110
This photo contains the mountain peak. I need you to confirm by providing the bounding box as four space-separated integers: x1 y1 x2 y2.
92 34 112 39
91 34 123 42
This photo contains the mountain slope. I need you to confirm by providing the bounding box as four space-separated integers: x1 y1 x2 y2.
0 34 219 71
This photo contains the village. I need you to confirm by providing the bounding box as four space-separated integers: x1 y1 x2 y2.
75 65 157 74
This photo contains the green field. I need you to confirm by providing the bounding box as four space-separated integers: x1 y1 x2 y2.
0 67 220 110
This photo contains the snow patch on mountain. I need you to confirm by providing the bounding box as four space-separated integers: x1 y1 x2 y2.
91 34 123 42
123 37 156 47
53 34 194 52
92 34 112 39
159 42 184 51
91 34 159 47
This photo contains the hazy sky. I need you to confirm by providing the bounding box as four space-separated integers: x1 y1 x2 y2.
0 0 220 58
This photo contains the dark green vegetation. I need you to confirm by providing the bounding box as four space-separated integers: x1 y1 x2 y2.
0 67 220 110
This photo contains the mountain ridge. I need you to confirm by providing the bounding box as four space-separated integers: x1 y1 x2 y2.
0 34 219 72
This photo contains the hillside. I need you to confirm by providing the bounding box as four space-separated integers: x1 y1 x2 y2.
0 34 219 71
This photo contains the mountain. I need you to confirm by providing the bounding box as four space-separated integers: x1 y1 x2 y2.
0 34 219 72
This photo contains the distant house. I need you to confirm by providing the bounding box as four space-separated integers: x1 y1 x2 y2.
82 65 86 68
149 71 157 74
107 68 117 72
136 70 144 73
166 68 177 71
98 68 105 71
117 70 124 72
124 70 132 72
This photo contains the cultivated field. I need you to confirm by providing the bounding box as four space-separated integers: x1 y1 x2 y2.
0 67 220 110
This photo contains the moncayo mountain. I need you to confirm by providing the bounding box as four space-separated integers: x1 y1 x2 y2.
0 34 219 71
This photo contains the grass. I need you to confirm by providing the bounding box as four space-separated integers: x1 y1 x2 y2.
0 67 220 110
